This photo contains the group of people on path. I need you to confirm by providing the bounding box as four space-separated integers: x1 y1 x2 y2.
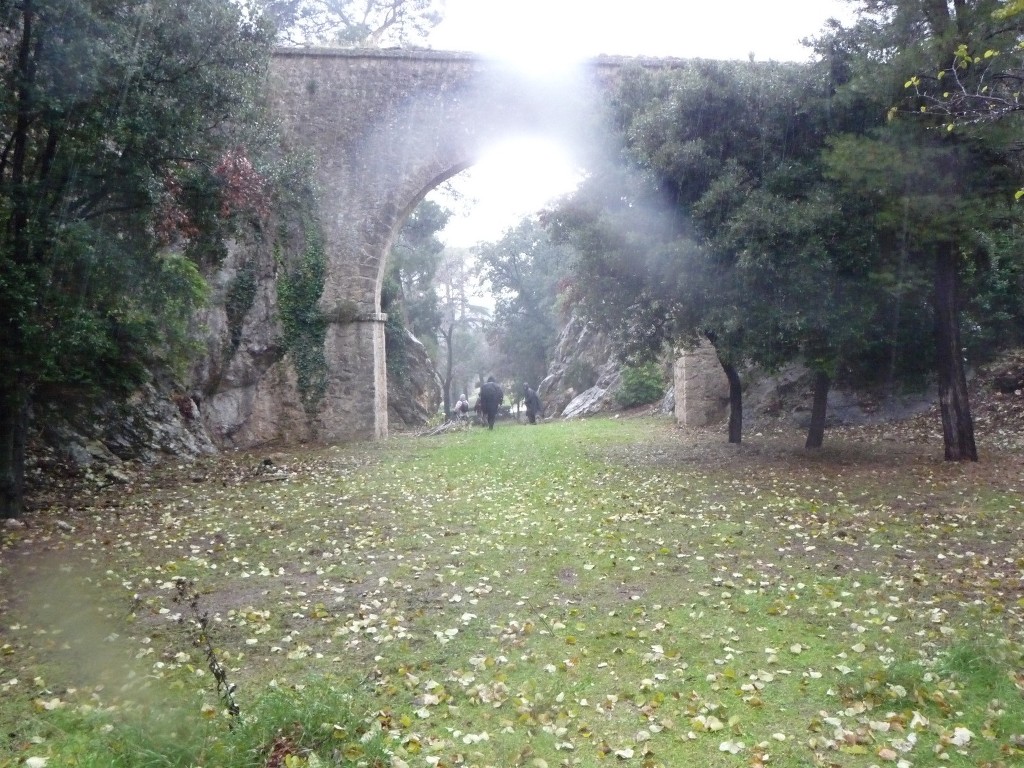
452 378 543 429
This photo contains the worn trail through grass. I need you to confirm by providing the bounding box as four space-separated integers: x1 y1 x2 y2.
1 416 1023 768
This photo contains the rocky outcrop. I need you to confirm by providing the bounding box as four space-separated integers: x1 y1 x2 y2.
541 317 939 429
562 383 615 419
34 379 216 475
744 363 935 428
539 315 621 418
27 232 444 482
191 232 443 440
189 235 315 448
388 330 442 427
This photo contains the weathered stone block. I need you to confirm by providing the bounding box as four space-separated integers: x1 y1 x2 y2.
674 341 729 427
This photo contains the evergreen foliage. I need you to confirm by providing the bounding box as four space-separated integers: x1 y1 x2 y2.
614 362 665 408
277 237 329 415
383 200 449 377
476 217 572 388
548 5 1024 456
0 0 274 517
814 0 1024 459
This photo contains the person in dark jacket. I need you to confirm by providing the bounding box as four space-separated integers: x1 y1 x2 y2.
478 376 503 430
523 382 542 424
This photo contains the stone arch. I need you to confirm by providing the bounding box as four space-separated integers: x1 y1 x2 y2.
267 48 639 442
375 160 471 308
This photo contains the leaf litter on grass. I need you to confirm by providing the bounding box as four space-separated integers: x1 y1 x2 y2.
1 409 1023 767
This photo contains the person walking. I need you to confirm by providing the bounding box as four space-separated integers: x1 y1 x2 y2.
523 382 542 424
478 377 504 430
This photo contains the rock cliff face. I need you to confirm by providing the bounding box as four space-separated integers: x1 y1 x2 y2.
190 235 314 448
670 345 940 432
32 232 442 472
742 364 935 428
29 232 302 474
36 380 216 469
534 313 935 430
191 236 442 443
539 314 687 419
193 237 442 444
538 316 621 419
387 330 442 428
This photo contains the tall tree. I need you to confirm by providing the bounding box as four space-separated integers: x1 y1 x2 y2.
257 0 442 46
550 60 892 449
475 217 572 390
817 0 1024 460
0 0 274 518
434 247 489 417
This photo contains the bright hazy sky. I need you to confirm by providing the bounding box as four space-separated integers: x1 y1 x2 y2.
426 0 858 246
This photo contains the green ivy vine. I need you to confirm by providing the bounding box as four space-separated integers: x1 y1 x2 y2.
277 235 328 415
225 260 258 353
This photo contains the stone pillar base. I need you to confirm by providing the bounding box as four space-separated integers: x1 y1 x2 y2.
674 340 729 427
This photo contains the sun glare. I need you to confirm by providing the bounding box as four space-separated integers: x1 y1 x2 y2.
421 0 860 247
432 136 582 247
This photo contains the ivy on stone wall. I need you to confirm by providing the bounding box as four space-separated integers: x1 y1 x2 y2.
225 261 258 353
276 236 328 415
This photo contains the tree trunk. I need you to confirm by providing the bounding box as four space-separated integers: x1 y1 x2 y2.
933 242 977 461
805 370 830 450
441 327 454 418
721 359 742 444
0 388 30 519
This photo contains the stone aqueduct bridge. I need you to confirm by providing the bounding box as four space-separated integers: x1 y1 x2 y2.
268 48 673 441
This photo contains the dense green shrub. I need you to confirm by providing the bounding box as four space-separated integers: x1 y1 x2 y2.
614 362 665 407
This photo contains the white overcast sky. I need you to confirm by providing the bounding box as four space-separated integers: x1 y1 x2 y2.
426 0 858 246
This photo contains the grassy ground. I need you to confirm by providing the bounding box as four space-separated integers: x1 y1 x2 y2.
1 411 1022 768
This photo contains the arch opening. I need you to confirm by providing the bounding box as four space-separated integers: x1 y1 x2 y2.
429 135 584 249
379 133 586 428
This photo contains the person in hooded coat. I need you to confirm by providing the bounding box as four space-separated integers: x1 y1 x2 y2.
478 376 504 430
